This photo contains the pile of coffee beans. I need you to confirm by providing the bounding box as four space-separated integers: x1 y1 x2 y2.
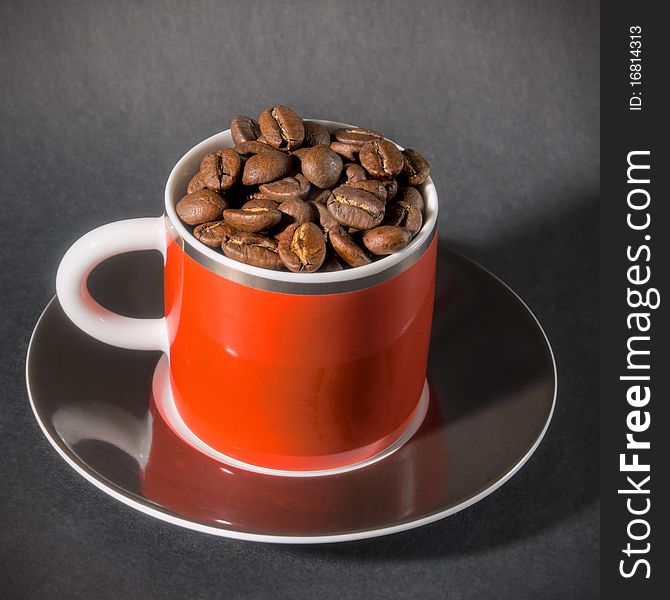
175 105 430 272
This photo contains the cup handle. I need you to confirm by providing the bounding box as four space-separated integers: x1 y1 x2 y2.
56 216 169 353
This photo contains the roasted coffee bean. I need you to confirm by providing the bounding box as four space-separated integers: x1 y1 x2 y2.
176 106 430 271
243 191 272 204
329 225 371 268
223 204 282 232
327 185 385 230
302 121 331 147
231 115 261 145
322 253 344 271
259 175 309 202
301 145 343 189
193 220 229 248
258 105 305 150
333 127 383 147
401 148 431 185
348 179 387 201
343 163 367 183
290 147 311 162
235 140 275 157
242 149 292 185
278 222 326 272
315 201 338 232
243 198 279 210
329 141 358 161
310 189 332 205
200 148 242 192
220 225 284 270
382 179 398 200
187 172 207 194
219 148 242 188
199 152 220 188
294 174 312 196
384 186 424 235
359 139 404 179
176 189 227 225
278 198 317 226
362 226 413 255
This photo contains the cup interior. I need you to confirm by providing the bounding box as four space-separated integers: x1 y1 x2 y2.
164 120 438 285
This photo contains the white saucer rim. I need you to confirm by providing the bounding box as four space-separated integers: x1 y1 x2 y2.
25 255 558 544
153 356 430 478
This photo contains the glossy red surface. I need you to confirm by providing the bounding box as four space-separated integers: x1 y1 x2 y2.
164 237 437 470
140 388 447 532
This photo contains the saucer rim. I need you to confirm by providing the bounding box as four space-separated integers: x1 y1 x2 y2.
25 253 557 544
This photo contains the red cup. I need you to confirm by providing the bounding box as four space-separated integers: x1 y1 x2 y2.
56 121 439 473
141 379 448 535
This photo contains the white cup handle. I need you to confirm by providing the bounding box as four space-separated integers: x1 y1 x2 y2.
56 216 169 353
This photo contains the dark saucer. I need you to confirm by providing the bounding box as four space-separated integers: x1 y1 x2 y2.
26 249 556 543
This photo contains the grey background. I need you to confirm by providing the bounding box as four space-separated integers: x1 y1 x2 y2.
0 1 599 598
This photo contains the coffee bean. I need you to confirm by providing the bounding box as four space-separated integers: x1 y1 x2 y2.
302 121 331 147
382 179 398 200
327 185 385 230
235 140 275 157
362 226 413 255
187 172 207 194
294 174 312 196
359 139 404 179
243 192 278 206
348 179 387 202
258 105 305 150
231 115 261 145
193 220 229 248
243 198 279 210
176 105 430 272
220 224 284 270
219 148 242 188
176 189 227 225
310 189 332 205
333 127 383 147
343 163 367 183
290 147 311 162
315 201 338 232
278 222 326 272
278 197 317 226
401 149 430 185
322 254 344 271
301 145 343 189
329 225 371 268
259 176 308 202
223 204 282 232
329 141 358 161
384 186 424 235
242 150 291 185
199 148 242 192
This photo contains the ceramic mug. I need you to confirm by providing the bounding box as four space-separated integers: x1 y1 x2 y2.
56 120 439 473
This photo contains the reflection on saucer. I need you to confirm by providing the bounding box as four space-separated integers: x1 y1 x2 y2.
50 383 447 535
141 382 447 535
